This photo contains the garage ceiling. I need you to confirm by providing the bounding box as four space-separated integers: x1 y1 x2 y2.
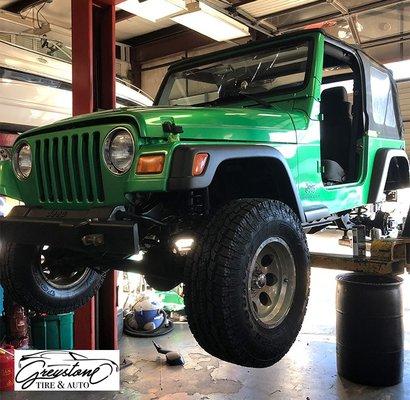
0 0 409 63
116 17 174 40
239 0 320 18
0 0 175 40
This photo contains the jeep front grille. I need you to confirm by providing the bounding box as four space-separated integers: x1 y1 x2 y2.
34 132 105 203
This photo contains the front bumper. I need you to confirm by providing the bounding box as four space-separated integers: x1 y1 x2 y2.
0 206 139 256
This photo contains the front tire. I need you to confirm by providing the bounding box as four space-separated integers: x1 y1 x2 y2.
0 243 106 314
184 199 310 367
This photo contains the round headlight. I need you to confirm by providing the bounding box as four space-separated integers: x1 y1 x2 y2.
13 142 32 180
103 128 135 174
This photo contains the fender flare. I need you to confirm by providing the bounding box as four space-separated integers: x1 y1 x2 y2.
167 144 306 222
368 148 410 204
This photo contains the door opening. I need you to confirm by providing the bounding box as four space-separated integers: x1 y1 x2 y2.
320 44 364 186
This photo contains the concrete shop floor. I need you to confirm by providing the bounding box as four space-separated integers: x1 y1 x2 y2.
4 229 410 400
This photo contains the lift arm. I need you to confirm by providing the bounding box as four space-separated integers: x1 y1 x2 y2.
310 206 410 275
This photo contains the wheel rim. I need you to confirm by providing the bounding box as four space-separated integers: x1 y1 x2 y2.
247 237 296 329
38 246 90 290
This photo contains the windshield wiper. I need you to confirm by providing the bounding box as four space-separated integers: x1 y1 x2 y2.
194 92 272 108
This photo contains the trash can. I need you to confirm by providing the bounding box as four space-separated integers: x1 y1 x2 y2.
336 273 403 386
31 313 74 350
0 345 14 391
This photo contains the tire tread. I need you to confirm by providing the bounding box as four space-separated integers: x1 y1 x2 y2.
184 198 310 367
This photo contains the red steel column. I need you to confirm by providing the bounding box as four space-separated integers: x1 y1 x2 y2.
71 0 118 350
71 0 94 116
72 0 96 350
94 2 118 350
93 2 116 110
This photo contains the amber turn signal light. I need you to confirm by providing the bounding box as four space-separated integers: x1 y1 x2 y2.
192 153 209 176
136 153 165 174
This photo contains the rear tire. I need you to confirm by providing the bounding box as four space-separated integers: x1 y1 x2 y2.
0 242 106 314
184 199 310 367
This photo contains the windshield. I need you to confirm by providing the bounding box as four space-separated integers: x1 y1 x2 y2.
157 40 311 107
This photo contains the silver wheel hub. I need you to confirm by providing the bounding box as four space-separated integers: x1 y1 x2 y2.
39 246 90 290
247 237 296 329
254 273 267 289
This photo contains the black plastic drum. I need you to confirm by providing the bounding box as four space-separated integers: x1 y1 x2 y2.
336 273 403 386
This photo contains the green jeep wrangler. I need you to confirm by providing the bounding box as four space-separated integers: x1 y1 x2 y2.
0 30 408 367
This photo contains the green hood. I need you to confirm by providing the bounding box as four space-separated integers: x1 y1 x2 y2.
130 107 296 142
20 106 297 144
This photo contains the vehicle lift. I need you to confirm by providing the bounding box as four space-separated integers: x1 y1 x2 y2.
71 0 126 350
310 206 410 276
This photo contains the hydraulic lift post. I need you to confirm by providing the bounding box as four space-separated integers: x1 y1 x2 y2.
71 0 124 350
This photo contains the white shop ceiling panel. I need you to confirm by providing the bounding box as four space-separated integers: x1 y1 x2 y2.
239 0 319 19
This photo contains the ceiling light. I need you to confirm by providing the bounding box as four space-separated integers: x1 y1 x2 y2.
118 0 186 22
171 2 249 41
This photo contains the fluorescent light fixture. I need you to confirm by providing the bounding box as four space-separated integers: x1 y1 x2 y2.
118 0 186 22
172 2 249 41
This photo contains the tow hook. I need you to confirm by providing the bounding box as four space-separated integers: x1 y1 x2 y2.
82 233 105 246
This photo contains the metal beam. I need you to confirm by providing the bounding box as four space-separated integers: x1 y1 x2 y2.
124 24 192 46
227 0 257 6
362 31 410 49
72 0 93 116
71 0 95 349
129 47 141 87
128 26 215 62
347 15 362 45
94 0 127 5
326 0 361 45
311 236 410 276
115 9 134 22
3 0 44 14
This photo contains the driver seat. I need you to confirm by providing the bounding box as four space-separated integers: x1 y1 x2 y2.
320 86 353 184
